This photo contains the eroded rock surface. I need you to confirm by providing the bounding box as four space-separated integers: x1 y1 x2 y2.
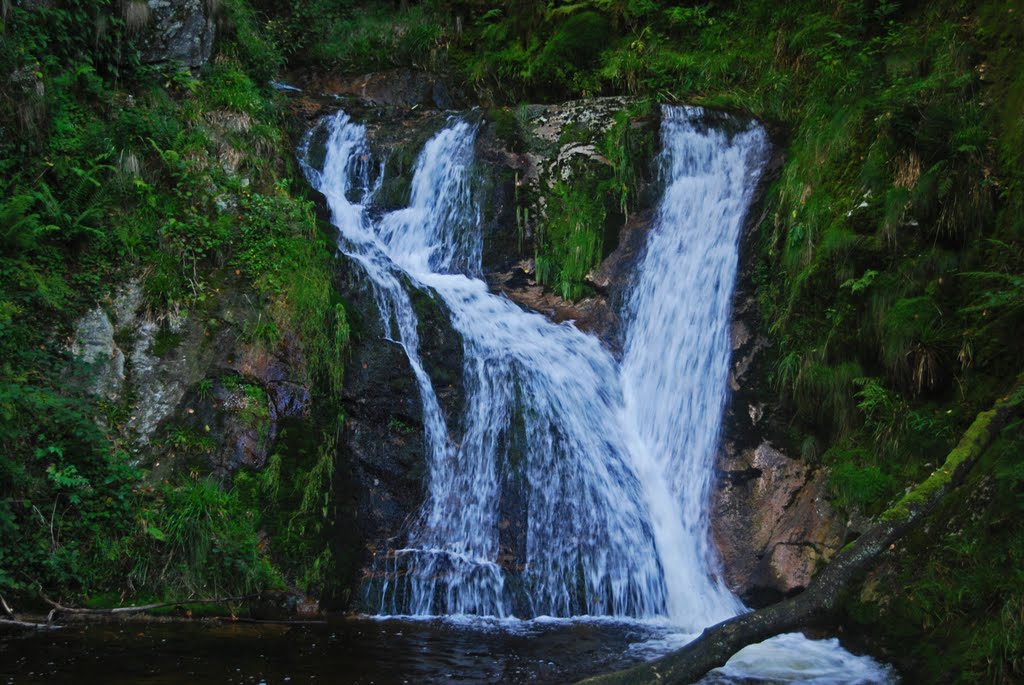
68 274 313 480
714 441 845 603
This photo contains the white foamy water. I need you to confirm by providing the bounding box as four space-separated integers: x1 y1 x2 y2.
300 106 894 683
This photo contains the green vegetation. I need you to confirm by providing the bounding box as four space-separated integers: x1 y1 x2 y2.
533 101 656 299
535 180 607 300
850 411 1024 682
0 1 348 606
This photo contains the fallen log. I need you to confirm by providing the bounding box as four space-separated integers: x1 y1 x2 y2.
580 378 1024 685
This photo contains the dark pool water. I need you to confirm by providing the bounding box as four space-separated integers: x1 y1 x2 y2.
0 616 660 684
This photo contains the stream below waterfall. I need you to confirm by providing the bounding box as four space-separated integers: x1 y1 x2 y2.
0 617 889 684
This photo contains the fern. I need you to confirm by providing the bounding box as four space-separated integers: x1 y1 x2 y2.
0 193 44 250
960 272 1024 315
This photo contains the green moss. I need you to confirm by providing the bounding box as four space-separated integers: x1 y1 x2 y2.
882 409 998 521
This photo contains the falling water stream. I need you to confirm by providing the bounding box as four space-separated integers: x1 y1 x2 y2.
297 106 894 683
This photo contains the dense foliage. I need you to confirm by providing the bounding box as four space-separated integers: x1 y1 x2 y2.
0 0 348 607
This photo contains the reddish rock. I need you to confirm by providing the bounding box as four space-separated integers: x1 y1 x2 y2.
713 441 844 602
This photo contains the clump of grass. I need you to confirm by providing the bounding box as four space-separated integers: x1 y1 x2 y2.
141 477 282 596
535 180 605 301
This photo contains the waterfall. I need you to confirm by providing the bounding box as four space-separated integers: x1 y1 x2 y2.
620 107 768 628
299 106 896 683
305 112 669 618
301 107 768 623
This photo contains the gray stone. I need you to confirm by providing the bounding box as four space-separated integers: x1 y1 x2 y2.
111 278 144 331
70 307 125 401
127 319 184 445
139 0 216 68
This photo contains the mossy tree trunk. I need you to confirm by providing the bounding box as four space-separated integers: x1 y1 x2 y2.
579 378 1024 685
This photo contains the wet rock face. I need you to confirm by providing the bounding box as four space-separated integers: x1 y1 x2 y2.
710 146 849 606
139 0 217 68
334 264 465 578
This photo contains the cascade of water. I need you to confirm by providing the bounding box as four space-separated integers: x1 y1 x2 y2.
303 107 769 622
305 112 669 618
620 106 768 629
304 105 769 624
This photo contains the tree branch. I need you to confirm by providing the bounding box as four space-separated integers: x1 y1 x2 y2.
0 594 14 619
0 618 61 631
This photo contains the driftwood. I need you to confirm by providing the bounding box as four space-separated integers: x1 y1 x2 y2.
42 594 258 616
580 379 1024 685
